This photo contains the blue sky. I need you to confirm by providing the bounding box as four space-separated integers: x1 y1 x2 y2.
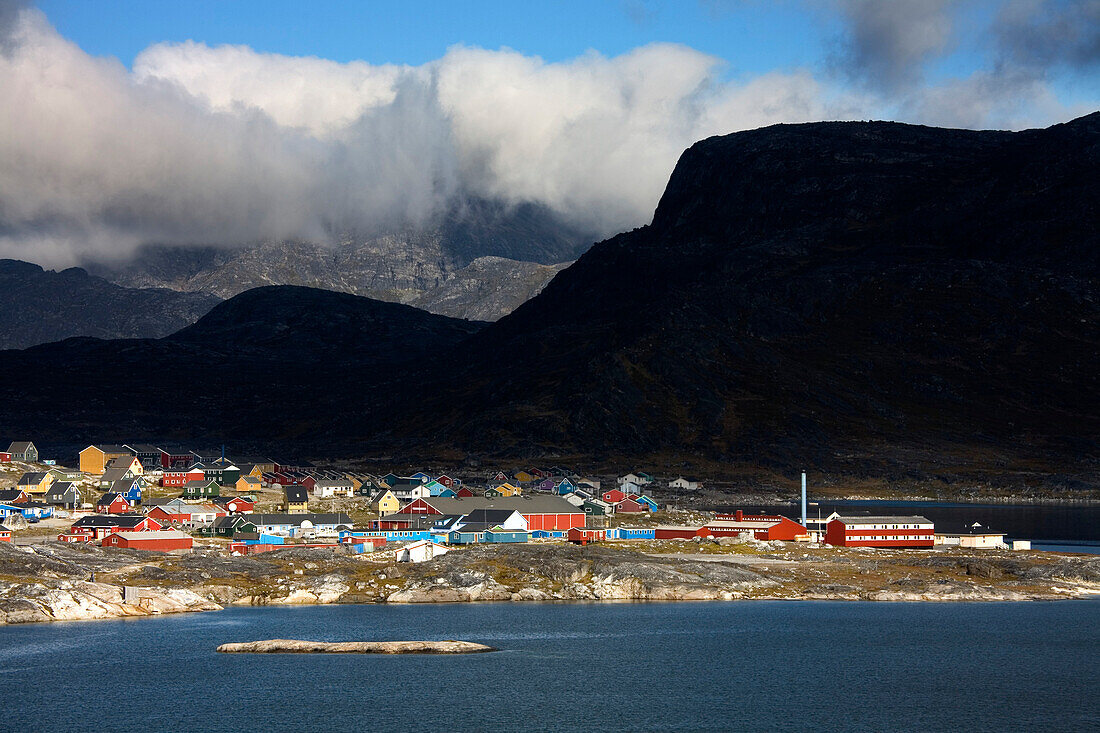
38 0 835 73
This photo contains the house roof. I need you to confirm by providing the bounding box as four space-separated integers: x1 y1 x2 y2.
213 515 255 528
7 441 34 453
833 515 933 525
462 509 522 526
88 445 131 454
106 456 138 469
17 472 47 485
0 489 26 501
284 485 309 503
418 495 582 515
100 467 131 483
238 476 262 484
110 479 140 493
73 515 147 528
124 444 164 454
97 492 125 505
108 530 191 541
248 513 353 527
314 479 352 488
183 479 219 488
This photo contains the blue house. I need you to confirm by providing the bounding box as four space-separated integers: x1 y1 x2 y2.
448 528 484 545
0 503 22 519
112 478 143 506
529 530 568 539
634 495 659 512
484 527 528 543
410 472 431 482
554 478 578 495
607 527 655 539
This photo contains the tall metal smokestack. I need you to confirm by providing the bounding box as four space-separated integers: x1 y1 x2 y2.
801 472 807 527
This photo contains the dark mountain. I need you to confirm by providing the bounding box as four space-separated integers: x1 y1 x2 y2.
0 114 1096 485
83 198 592 321
0 286 483 445
0 260 221 349
355 113 1100 475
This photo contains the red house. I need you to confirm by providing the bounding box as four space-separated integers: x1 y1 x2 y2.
708 511 808 541
101 529 193 551
825 516 935 548
436 475 457 488
162 465 204 488
454 487 475 498
0 452 11 463
602 489 626 504
616 498 646 513
66 515 163 541
218 496 255 514
96 493 131 515
654 525 711 540
568 527 605 545
0 528 11 542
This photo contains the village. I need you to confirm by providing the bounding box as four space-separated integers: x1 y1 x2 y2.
0 440 1030 561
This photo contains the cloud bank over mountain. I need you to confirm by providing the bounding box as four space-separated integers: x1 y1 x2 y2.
0 2 1093 265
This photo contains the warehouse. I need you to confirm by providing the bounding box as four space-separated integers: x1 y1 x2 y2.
100 529 194 551
825 516 935 548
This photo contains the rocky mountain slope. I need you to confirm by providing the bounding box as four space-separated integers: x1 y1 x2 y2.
0 114 1095 484
85 198 589 322
0 260 221 349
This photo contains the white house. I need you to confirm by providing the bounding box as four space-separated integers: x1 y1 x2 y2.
393 540 449 563
935 523 1007 549
669 477 702 490
312 479 355 499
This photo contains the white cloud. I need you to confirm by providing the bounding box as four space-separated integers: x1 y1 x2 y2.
0 4 1092 266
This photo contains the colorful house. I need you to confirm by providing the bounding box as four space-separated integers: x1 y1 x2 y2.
601 489 626 504
79 445 132 475
6 441 38 463
0 489 28 504
283 485 309 514
669 477 702 490
17 471 55 496
65 514 163 542
483 527 528 543
709 511 808 541
96 492 131 515
44 482 81 509
370 490 401 516
568 527 605 545
181 479 221 499
825 516 934 548
236 475 262 493
101 529 193 551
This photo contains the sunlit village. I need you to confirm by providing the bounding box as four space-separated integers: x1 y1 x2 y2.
0 440 1027 560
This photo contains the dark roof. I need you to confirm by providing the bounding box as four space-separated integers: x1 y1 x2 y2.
462 509 521 525
110 479 140 493
0 490 25 501
72 515 146 528
213 515 255 528
7 441 34 453
284 486 309 503
124 444 164 454
17 472 46 485
248 513 353 526
45 481 76 497
90 445 131 454
97 492 125 505
451 523 489 534
183 479 219 488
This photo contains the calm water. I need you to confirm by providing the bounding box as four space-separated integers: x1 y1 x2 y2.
1 601 1098 732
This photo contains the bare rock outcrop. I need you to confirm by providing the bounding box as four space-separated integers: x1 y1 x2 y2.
216 639 496 654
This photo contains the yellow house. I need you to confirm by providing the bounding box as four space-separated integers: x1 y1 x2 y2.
17 471 55 496
282 485 309 514
489 482 522 497
513 471 535 484
79 445 132 475
236 475 262 494
370 490 401 516
105 456 143 476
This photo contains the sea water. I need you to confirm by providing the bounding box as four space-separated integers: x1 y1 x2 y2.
0 600 1097 731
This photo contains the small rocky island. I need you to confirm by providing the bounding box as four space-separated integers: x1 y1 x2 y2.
217 639 496 654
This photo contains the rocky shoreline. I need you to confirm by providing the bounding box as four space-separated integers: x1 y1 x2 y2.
1 541 1098 626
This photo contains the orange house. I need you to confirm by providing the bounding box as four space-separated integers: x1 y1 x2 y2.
79 445 132 475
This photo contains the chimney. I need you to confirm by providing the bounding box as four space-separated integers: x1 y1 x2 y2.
801 472 807 527
735 510 743 521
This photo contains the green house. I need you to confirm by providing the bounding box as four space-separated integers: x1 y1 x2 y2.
182 479 221 499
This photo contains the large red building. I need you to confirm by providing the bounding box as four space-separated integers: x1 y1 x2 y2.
825 516 935 548
398 496 584 531
101 530 194 551
709 511 808 541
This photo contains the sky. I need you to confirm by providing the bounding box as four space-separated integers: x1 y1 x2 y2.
2 0 1098 266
